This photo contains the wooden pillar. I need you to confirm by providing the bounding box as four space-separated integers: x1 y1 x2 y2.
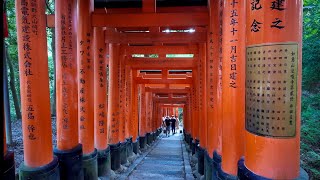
221 0 245 176
119 52 126 143
54 0 83 178
187 94 192 134
125 67 133 139
77 0 94 155
108 43 121 170
93 27 110 176
16 0 59 178
198 43 207 148
131 70 139 141
77 0 98 178
207 0 221 159
108 43 121 144
139 84 147 148
94 26 108 150
16 0 53 167
240 1 303 179
55 0 78 153
145 91 152 145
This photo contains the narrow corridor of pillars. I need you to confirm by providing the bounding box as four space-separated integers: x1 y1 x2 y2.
242 1 302 179
16 0 55 168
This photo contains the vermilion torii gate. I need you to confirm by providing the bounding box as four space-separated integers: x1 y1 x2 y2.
2 0 305 179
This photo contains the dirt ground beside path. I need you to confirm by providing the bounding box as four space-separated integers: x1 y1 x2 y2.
7 118 57 170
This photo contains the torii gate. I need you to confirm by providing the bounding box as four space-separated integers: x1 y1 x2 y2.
2 0 305 180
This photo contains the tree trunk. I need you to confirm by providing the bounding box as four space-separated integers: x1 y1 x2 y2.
50 27 56 116
6 47 22 120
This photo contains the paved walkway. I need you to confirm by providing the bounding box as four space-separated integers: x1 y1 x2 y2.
127 133 189 180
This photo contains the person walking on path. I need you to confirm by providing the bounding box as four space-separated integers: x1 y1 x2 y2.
170 115 177 134
165 116 171 137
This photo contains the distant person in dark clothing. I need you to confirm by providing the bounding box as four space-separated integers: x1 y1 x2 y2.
165 116 171 137
170 115 177 134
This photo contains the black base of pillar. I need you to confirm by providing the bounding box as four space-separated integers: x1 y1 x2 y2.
190 138 195 155
152 132 156 141
53 144 83 180
197 146 205 175
97 147 111 178
237 157 309 180
184 133 190 144
213 151 237 180
146 133 152 145
110 142 121 171
126 137 133 157
237 157 270 180
139 136 146 149
212 151 222 180
195 139 200 156
120 141 128 165
19 156 60 180
82 149 98 180
3 151 15 179
133 137 140 154
204 150 213 180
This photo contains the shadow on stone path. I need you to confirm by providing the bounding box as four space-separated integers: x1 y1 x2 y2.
127 133 187 180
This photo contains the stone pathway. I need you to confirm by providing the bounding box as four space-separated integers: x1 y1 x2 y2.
127 133 189 180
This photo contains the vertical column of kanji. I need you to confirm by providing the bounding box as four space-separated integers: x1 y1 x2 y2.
131 70 140 154
125 66 131 140
119 50 128 166
207 0 218 158
93 27 111 177
125 67 134 158
77 0 97 178
16 0 59 179
191 69 199 155
220 0 245 177
54 0 84 179
108 43 121 171
139 84 147 149
212 0 224 175
145 91 152 145
238 1 303 179
119 50 125 143
197 43 207 176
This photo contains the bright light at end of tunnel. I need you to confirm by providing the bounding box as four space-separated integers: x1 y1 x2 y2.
189 28 195 33
164 29 170 33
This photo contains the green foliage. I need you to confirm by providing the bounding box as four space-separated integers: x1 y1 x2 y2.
5 0 21 120
301 1 320 179
302 0 320 92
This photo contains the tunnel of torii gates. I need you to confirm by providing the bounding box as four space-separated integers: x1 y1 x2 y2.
2 0 304 180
